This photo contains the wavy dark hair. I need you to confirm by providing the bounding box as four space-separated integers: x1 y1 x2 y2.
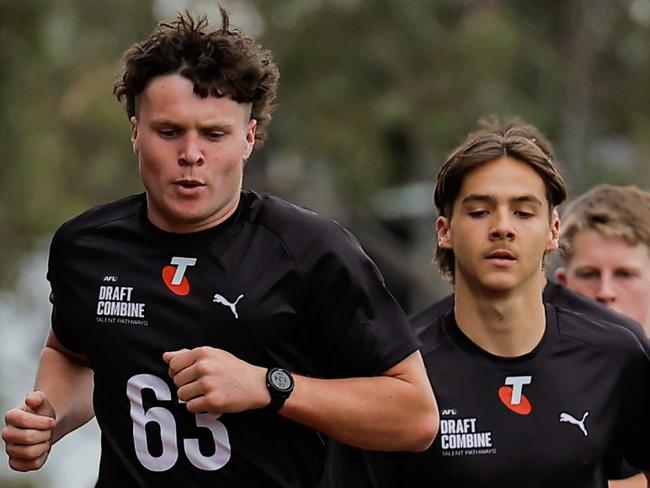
433 117 567 280
114 8 279 145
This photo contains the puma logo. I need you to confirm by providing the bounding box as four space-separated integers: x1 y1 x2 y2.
212 293 244 319
559 411 589 436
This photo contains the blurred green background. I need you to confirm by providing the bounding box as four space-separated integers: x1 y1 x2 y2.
2 0 650 485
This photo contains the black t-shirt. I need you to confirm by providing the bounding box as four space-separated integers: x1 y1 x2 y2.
543 281 649 480
323 293 650 488
543 281 649 353
47 191 418 488
413 283 648 355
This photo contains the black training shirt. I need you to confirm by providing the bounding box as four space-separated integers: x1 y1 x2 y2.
324 296 650 487
47 191 418 488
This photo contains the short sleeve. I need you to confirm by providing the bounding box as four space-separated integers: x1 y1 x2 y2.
297 221 419 378
47 228 85 353
617 342 650 470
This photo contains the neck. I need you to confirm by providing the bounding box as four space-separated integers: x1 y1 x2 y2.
454 274 546 357
146 191 241 234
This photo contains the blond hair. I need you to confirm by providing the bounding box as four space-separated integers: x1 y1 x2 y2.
560 185 650 261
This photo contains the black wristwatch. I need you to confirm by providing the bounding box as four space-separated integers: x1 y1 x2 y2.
266 367 294 412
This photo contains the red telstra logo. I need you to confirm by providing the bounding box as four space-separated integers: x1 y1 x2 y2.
162 257 197 296
498 376 532 415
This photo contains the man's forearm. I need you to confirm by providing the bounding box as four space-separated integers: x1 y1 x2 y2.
280 351 438 452
35 340 94 443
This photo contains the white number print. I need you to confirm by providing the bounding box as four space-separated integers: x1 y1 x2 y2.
127 374 231 472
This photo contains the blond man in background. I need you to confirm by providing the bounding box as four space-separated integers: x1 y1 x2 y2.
556 184 650 488
556 185 650 336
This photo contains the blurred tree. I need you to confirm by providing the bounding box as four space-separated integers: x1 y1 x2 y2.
1 0 650 304
0 0 153 286
253 0 650 307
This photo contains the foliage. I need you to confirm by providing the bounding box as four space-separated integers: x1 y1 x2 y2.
2 0 650 304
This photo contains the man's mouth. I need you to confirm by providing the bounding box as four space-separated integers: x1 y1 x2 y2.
486 250 516 261
174 179 205 189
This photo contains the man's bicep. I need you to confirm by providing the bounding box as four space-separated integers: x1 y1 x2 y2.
44 328 90 367
381 350 429 382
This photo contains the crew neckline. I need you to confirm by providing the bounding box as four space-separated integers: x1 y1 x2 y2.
138 192 245 242
442 303 558 369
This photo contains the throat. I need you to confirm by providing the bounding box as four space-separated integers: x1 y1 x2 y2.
454 287 546 357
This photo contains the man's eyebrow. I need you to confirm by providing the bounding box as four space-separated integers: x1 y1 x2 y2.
148 118 179 126
460 194 494 205
148 119 235 130
460 194 544 205
512 195 544 206
198 120 236 130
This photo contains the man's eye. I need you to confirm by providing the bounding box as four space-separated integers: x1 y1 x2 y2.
205 132 225 140
515 211 534 218
468 210 488 218
616 270 638 279
158 129 177 138
576 270 599 279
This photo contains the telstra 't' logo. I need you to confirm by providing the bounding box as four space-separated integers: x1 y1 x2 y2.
162 257 197 296
498 375 533 415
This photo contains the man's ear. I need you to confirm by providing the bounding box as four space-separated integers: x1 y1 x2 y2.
436 216 452 250
243 118 257 162
130 116 139 155
547 207 560 251
555 267 567 285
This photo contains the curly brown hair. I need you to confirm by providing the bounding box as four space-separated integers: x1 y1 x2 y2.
433 117 567 280
114 8 279 145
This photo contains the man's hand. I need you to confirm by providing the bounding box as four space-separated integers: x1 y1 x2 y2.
3 391 57 471
163 347 271 414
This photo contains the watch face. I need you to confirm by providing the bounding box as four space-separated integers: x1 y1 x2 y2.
270 369 293 392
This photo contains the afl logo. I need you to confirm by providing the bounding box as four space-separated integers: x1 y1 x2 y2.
498 375 532 415
162 257 197 296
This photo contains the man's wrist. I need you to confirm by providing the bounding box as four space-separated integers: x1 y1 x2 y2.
265 368 294 413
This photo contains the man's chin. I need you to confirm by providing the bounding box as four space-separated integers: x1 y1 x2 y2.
150 205 216 233
478 275 519 294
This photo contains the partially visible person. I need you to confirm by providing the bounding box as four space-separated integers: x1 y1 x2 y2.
323 118 650 487
554 184 650 488
392 194 650 488
2 9 438 487
556 184 650 336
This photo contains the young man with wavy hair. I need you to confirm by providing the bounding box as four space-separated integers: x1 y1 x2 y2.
323 119 650 487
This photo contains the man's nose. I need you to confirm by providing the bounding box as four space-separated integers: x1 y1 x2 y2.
595 275 617 305
489 211 516 241
179 134 204 166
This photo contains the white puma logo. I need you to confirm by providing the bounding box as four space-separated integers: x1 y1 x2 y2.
212 293 244 319
559 411 589 436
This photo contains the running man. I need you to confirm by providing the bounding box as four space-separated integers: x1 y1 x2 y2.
3 9 437 487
